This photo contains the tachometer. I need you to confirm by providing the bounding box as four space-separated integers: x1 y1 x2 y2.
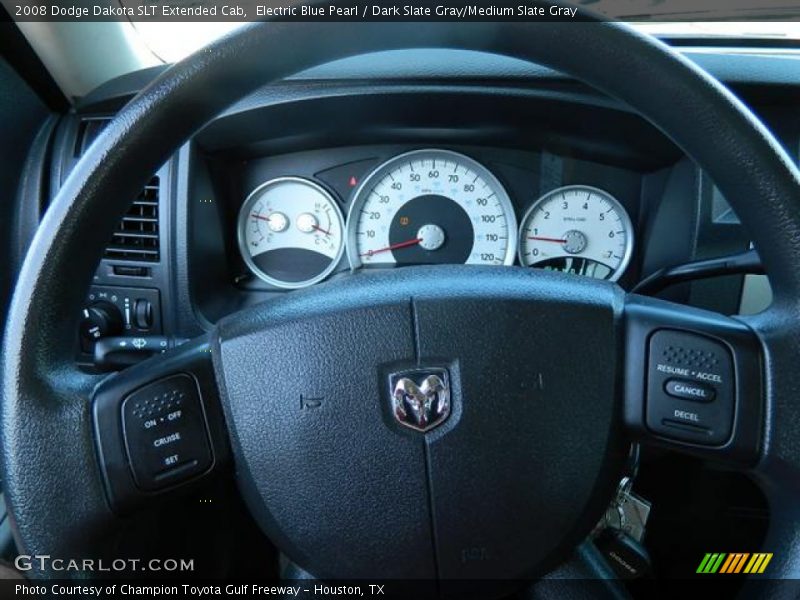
347 149 517 268
238 177 344 289
518 185 633 281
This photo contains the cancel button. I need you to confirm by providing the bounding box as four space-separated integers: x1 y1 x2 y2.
665 379 716 403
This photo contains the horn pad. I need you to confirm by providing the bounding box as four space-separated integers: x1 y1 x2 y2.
214 266 626 582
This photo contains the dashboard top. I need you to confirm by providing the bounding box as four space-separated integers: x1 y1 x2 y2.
46 42 790 360
77 46 800 113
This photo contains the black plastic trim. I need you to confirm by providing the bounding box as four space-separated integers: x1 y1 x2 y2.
0 13 69 111
92 337 229 514
624 294 763 466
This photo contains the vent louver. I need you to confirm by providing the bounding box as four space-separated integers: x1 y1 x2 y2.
103 177 161 262
74 118 110 157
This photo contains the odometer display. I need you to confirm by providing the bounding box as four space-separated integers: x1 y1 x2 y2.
518 185 633 281
347 149 517 268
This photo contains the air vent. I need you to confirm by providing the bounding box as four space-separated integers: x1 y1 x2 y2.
104 178 160 263
74 118 110 157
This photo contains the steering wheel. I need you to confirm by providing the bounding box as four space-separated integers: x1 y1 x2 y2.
4 12 800 592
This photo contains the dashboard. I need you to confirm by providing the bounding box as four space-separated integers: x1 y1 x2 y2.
32 46 793 368
232 146 638 291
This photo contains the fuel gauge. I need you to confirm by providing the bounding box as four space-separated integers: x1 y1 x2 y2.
238 177 344 289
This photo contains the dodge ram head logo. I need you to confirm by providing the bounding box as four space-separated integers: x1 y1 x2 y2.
390 369 450 432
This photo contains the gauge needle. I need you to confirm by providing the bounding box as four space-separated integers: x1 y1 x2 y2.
361 237 422 257
528 236 567 244
312 224 332 236
251 214 271 222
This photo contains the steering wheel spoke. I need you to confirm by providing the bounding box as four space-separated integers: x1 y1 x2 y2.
623 294 763 466
92 337 230 514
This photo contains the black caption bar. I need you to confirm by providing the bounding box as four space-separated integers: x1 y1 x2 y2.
9 0 592 22
7 0 800 22
7 579 800 598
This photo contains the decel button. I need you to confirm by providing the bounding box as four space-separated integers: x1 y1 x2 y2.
664 379 716 403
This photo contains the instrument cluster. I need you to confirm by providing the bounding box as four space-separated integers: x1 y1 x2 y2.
238 148 635 289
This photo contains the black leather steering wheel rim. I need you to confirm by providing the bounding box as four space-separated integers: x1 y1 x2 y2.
4 14 800 585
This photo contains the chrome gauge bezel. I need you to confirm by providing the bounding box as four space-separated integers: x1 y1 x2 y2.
346 148 518 269
237 176 345 289
517 184 634 282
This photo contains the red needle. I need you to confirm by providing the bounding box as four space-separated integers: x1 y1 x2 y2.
251 213 271 222
312 224 331 236
528 236 567 244
361 237 422 257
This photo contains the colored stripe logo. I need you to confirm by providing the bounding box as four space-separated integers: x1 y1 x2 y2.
697 553 773 574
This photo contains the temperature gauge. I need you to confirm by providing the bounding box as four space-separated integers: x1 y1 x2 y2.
238 177 344 289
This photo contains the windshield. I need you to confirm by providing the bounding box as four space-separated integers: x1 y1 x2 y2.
638 22 800 40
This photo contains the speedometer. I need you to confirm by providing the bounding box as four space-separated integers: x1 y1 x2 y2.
518 185 633 281
347 149 517 268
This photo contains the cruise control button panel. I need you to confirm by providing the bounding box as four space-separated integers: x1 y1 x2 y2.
646 330 734 445
122 374 212 491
